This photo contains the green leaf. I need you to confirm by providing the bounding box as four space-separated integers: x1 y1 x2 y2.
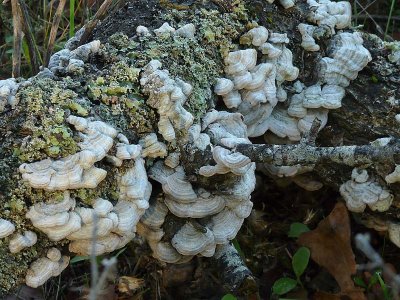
221 293 237 300
272 277 298 295
70 255 90 264
288 223 310 238
353 276 367 289
232 238 245 259
292 247 310 279
376 272 390 300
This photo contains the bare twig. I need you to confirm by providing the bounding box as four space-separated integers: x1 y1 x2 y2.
214 243 258 295
78 0 115 46
89 212 99 300
354 14 400 22
11 0 23 77
43 0 67 67
355 233 400 300
17 0 40 74
235 138 400 167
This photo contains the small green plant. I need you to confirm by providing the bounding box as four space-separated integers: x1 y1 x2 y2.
354 269 391 300
288 222 310 238
272 247 311 297
221 293 237 300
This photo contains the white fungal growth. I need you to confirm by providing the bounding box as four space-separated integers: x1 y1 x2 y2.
385 165 400 184
215 27 300 138
48 40 101 73
0 219 15 238
154 22 176 36
241 26 269 46
175 23 196 38
340 168 393 213
319 32 372 87
307 0 352 33
140 110 256 263
9 231 37 253
25 248 70 288
136 25 151 37
19 116 117 191
0 79 20 112
266 0 296 9
298 23 320 51
140 60 194 142
140 133 168 158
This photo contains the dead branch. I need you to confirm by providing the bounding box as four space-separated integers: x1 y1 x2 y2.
10 0 22 77
43 0 67 67
235 138 400 167
213 243 257 295
17 0 40 74
78 0 116 46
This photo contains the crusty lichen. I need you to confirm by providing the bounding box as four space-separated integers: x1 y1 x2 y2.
0 2 253 295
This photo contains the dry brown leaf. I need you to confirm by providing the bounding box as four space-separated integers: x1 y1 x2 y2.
117 276 145 295
298 202 365 300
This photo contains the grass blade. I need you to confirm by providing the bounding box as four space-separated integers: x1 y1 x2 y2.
69 0 75 38
43 0 67 67
11 0 23 77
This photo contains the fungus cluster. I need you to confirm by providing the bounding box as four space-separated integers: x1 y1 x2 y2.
0 0 395 293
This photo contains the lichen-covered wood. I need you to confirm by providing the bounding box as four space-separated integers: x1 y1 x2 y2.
0 0 399 296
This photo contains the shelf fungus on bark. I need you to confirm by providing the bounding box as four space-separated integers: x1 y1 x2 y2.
306 0 352 33
0 78 20 112
48 40 101 74
19 116 119 190
137 108 256 263
339 168 393 213
140 60 194 142
9 231 38 254
25 248 70 288
140 133 168 158
0 219 16 238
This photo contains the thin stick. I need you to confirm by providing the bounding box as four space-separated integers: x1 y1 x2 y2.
90 212 99 299
78 0 115 46
214 243 258 294
43 0 67 67
235 138 400 167
17 0 41 74
11 0 23 77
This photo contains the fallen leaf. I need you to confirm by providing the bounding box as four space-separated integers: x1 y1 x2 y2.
298 202 365 300
117 276 145 295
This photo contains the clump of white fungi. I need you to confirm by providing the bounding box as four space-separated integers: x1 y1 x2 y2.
3 0 393 288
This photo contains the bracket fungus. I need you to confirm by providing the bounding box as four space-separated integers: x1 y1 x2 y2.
0 0 389 293
340 168 393 213
25 248 70 288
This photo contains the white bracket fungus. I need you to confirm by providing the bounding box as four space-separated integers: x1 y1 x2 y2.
385 165 400 184
9 231 37 253
154 22 176 36
138 109 256 263
19 116 117 191
140 133 168 158
48 40 101 74
140 60 194 142
298 23 320 51
319 32 372 87
0 219 15 238
0 79 20 112
25 248 70 288
340 168 393 213
307 0 352 33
